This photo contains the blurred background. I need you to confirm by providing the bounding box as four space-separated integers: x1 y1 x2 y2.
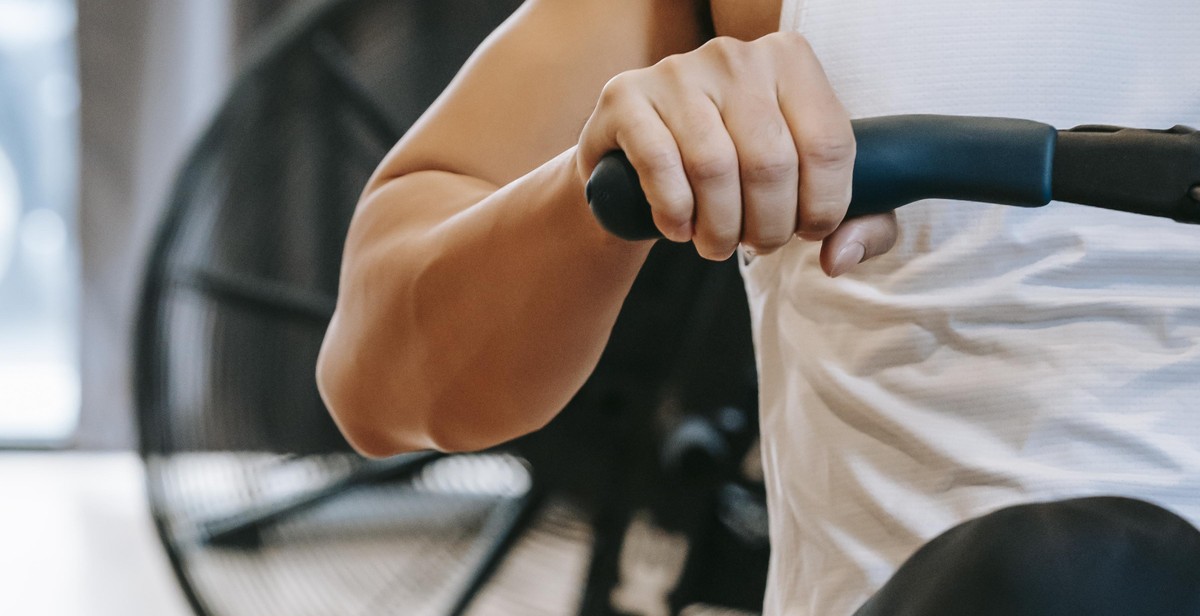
0 1 769 614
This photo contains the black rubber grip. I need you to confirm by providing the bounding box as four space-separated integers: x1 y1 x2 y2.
1052 124 1200 224
586 114 1057 241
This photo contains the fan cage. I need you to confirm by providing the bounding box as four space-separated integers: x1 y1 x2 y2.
133 1 767 614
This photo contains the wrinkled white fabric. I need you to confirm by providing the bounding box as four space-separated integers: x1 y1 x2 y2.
752 2 1200 614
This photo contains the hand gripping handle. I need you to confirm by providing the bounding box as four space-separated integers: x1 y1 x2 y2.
586 114 1057 241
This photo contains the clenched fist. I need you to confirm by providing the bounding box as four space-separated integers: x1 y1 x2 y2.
577 32 897 275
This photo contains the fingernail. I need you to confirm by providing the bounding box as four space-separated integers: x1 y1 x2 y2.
831 242 865 277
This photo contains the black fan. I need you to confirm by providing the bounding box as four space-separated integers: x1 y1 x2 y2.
134 1 768 614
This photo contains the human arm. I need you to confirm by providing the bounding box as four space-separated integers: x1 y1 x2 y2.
317 0 706 456
316 0 898 457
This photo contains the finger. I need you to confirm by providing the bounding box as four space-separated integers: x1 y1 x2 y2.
721 97 799 254
580 77 695 242
616 105 695 242
819 211 899 277
775 48 855 241
656 94 742 260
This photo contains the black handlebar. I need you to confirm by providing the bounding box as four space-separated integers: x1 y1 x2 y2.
586 114 1200 241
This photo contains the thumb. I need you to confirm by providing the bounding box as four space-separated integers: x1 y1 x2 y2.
819 211 898 277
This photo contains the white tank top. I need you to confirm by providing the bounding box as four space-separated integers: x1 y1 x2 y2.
749 2 1200 614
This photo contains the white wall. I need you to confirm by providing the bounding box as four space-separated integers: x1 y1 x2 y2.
76 1 234 448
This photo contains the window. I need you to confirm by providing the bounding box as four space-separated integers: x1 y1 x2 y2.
0 0 79 444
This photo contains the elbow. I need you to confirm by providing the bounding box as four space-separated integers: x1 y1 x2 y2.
316 317 424 459
316 317 521 458
318 368 425 459
320 388 522 459
423 409 547 454
316 381 395 461
332 417 413 460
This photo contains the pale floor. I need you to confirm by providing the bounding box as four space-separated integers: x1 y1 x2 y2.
0 452 193 616
0 453 754 616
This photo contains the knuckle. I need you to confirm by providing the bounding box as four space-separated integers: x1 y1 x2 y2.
797 210 841 237
651 188 694 223
702 35 743 55
801 133 857 168
598 73 638 107
741 152 797 184
744 231 792 253
685 152 739 183
656 207 691 229
652 53 686 79
744 204 797 250
700 36 749 72
859 213 900 257
766 31 813 53
693 222 740 255
633 144 680 176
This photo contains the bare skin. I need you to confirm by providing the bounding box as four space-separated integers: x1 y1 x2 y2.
317 0 899 456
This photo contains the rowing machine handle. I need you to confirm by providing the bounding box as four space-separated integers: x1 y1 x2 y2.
586 114 1057 241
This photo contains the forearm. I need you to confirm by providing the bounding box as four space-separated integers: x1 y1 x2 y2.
317 148 651 456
